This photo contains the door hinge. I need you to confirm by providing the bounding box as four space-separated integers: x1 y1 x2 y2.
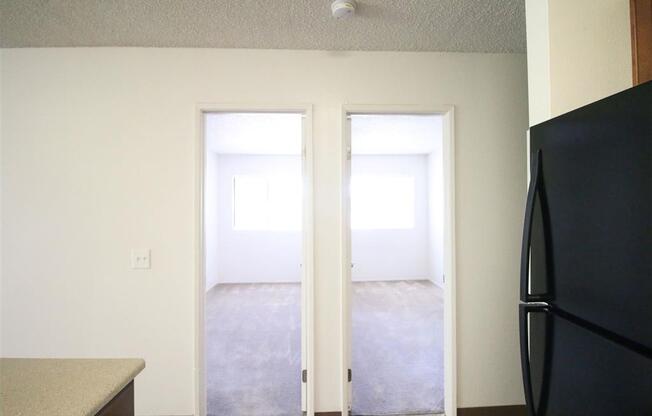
443 274 446 283
302 369 307 383
347 147 352 161
348 368 352 382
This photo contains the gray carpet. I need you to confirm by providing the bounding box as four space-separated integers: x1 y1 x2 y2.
206 283 302 416
351 280 444 415
205 280 443 416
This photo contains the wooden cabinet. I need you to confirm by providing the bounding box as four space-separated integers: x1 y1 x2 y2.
95 381 135 416
631 0 652 84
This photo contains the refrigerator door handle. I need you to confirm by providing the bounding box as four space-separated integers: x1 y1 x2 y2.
520 149 542 302
520 303 548 416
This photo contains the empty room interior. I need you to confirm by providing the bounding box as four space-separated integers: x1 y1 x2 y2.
0 1 650 416
348 114 445 416
203 112 305 416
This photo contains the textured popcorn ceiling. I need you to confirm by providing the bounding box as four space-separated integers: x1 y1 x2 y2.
0 0 526 52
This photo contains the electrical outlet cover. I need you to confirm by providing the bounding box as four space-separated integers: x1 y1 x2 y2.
131 249 151 269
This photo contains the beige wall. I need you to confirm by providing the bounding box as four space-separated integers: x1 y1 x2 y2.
0 49 3 356
526 0 633 125
0 48 528 414
525 0 551 125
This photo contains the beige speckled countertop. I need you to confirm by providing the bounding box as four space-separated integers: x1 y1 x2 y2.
0 358 145 416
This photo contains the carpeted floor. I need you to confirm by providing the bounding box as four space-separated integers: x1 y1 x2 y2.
205 283 302 416
352 280 444 415
205 280 443 416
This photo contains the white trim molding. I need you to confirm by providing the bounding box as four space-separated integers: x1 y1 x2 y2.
340 104 457 416
195 103 315 416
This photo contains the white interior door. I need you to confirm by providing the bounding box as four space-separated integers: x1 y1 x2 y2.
342 113 353 413
300 109 315 415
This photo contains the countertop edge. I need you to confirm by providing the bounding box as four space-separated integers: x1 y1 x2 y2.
87 358 146 416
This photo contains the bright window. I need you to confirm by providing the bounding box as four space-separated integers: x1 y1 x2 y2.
351 175 415 230
233 175 302 230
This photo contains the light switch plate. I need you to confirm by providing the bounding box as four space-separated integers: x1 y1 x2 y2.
131 249 151 269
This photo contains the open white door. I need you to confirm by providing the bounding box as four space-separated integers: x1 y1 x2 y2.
343 114 353 413
301 109 315 415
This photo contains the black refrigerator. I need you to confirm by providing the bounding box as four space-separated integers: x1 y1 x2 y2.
520 81 652 416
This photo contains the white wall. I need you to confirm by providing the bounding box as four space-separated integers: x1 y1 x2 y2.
427 149 444 287
525 0 551 126
215 154 302 284
204 151 219 291
0 48 528 414
0 49 3 356
351 155 430 281
526 0 633 125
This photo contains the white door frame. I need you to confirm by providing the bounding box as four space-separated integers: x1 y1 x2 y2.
340 104 457 416
195 104 315 416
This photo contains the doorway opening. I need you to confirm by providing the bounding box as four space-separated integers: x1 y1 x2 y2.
201 110 312 416
343 110 455 416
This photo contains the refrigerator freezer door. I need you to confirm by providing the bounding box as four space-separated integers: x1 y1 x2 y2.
527 81 652 348
520 305 652 416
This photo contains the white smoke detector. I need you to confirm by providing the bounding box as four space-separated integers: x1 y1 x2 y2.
331 0 356 18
